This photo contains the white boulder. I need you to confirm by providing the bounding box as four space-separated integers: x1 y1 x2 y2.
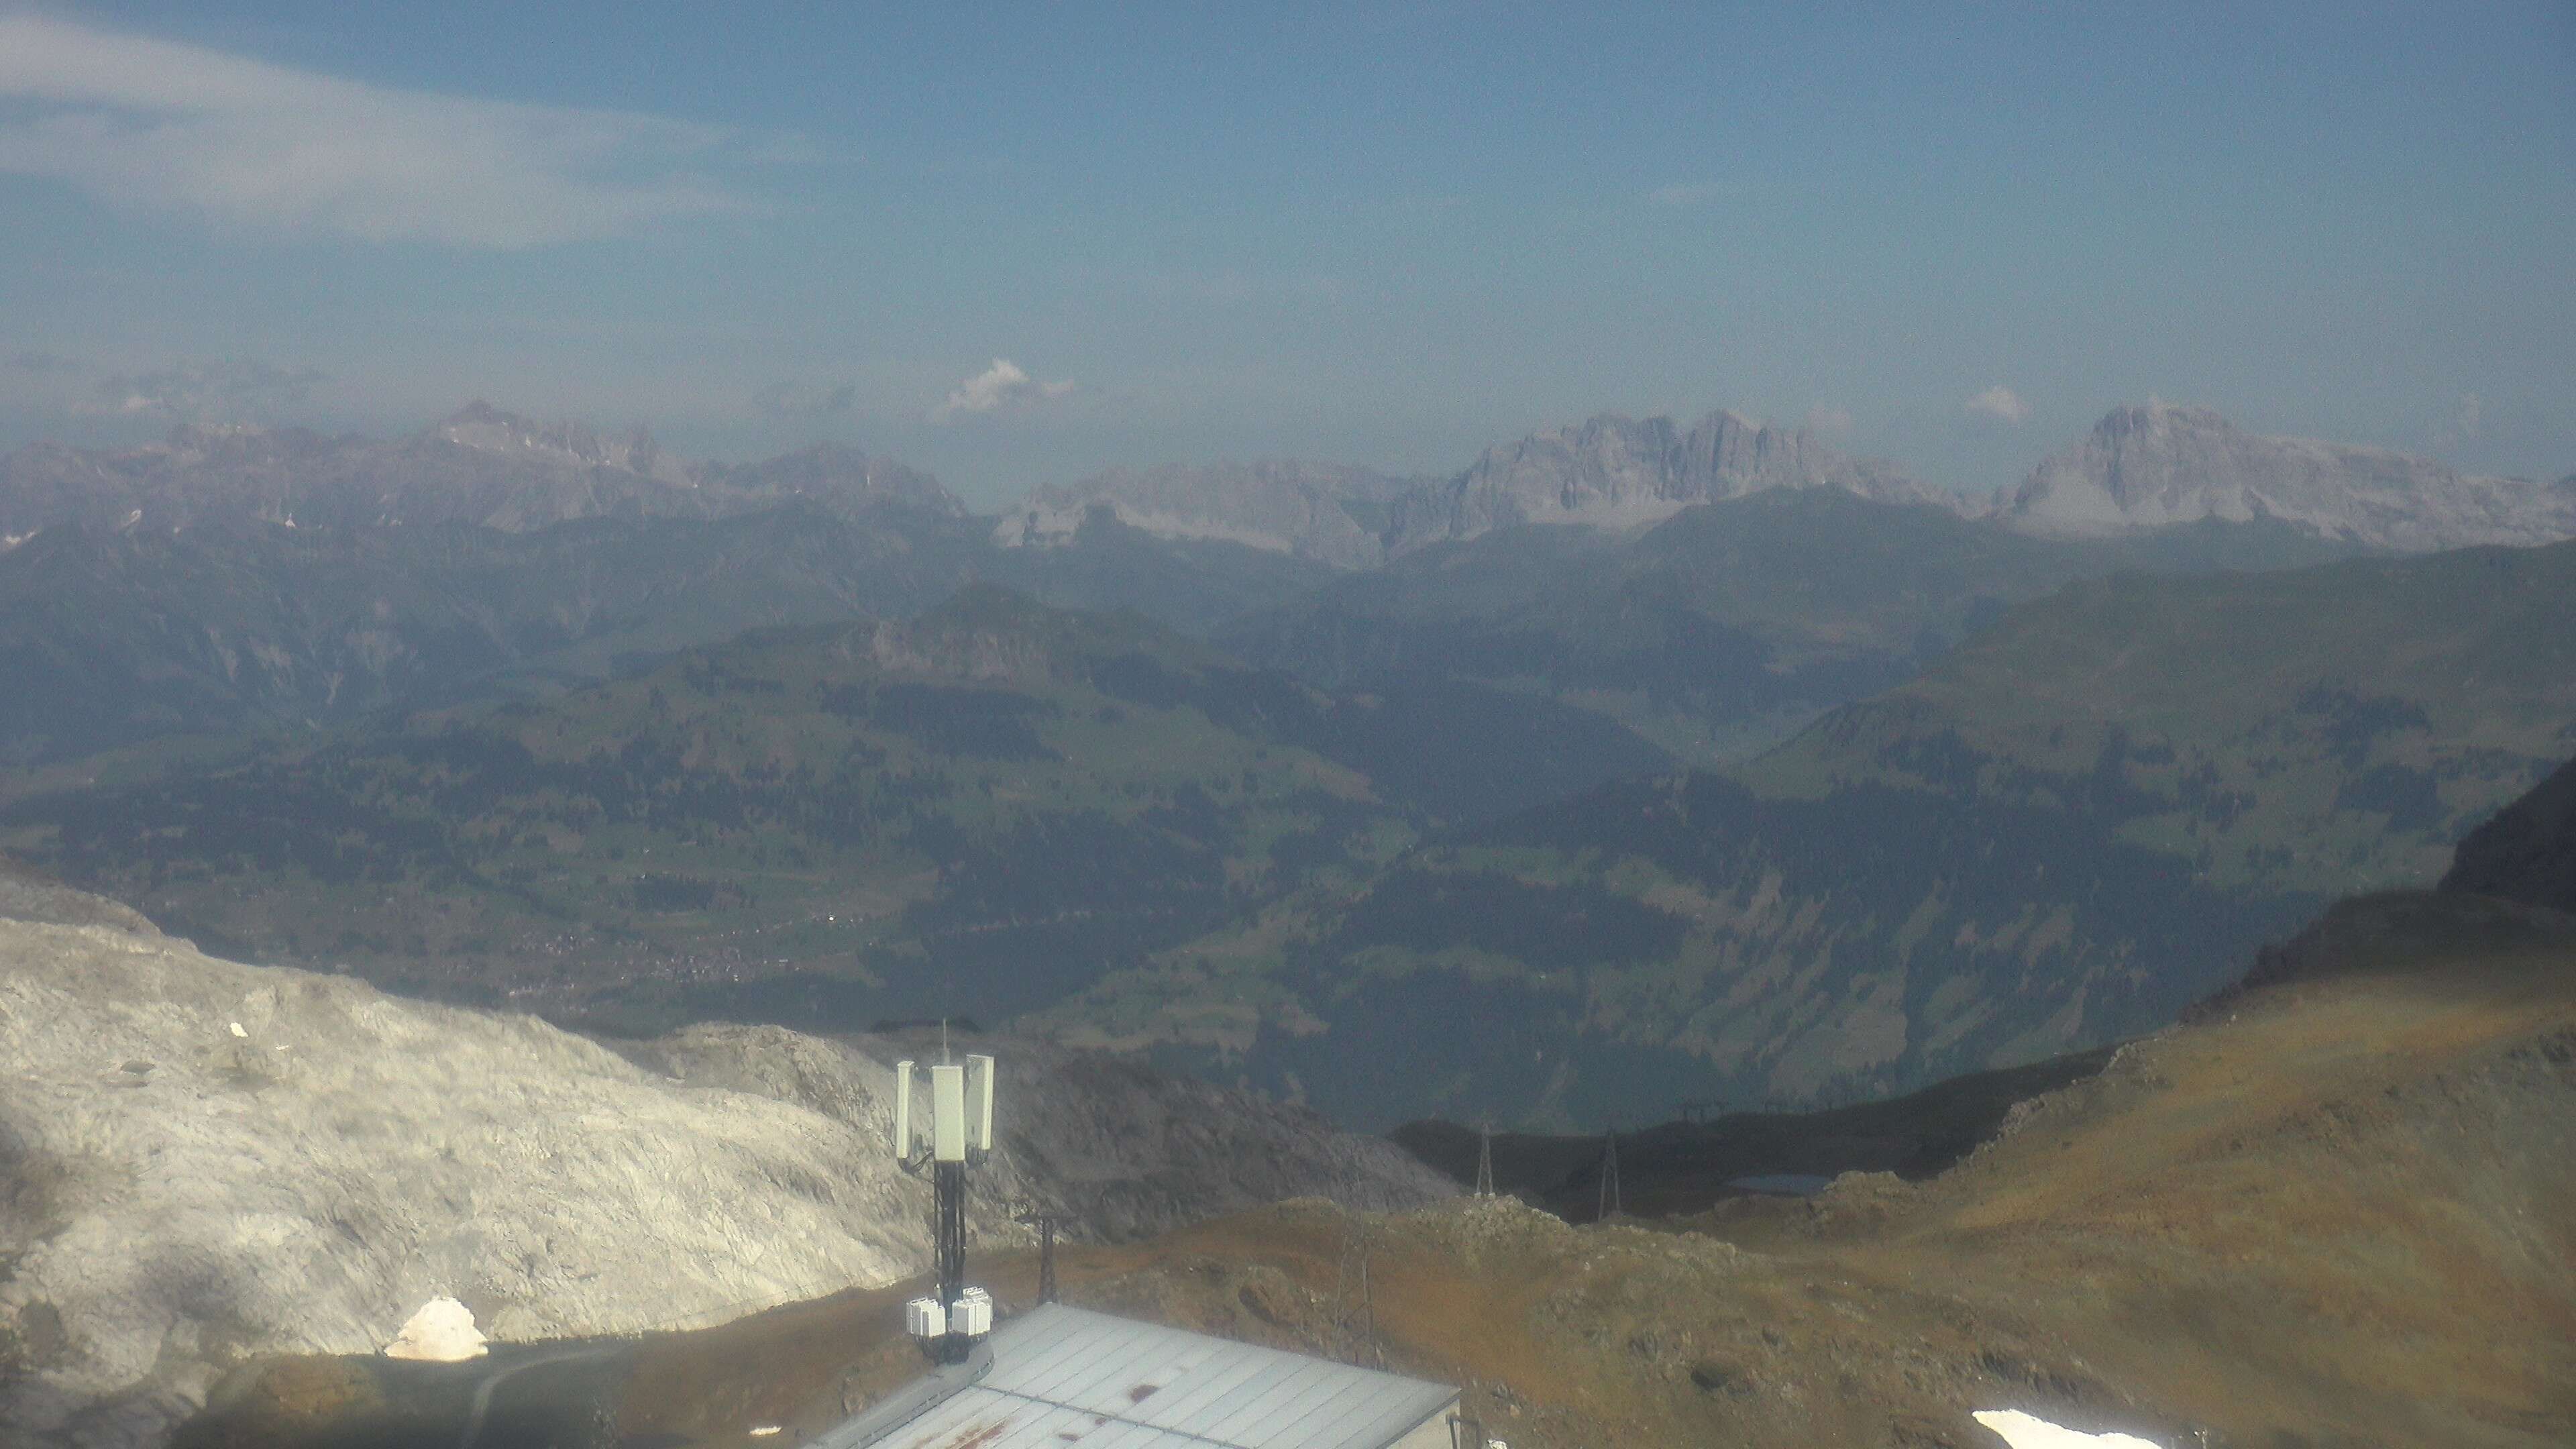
383 1296 487 1362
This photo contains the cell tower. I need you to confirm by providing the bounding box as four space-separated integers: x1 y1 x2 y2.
1596 1126 1621 1222
1472 1122 1495 1198
892 1044 997 1363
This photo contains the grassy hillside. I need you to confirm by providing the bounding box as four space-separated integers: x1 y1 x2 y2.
0 587 1666 1028
1756 538 2576 894
1051 543 2576 1126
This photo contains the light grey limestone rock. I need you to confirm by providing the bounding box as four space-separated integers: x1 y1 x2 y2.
2002 402 2576 551
1381 411 1954 555
0 897 1448 1446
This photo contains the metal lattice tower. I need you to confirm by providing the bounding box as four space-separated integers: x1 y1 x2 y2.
1473 1122 1495 1198
1014 1206 1071 1304
1597 1126 1622 1222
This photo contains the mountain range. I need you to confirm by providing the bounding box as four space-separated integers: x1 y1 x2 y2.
0 403 959 539
989 402 2575 569
4 395 2573 1126
2000 400 2576 549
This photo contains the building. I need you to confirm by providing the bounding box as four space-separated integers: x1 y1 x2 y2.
818 1303 1466 1449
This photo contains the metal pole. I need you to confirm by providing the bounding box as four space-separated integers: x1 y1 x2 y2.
934 1159 967 1362
1038 1216 1057 1304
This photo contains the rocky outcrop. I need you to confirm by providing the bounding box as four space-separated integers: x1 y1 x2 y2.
1382 411 1949 553
0 890 1448 1446
994 462 1423 568
0 405 964 538
2002 402 2576 551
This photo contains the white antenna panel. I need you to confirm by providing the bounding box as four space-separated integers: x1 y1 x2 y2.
967 1053 996 1152
931 1062 967 1162
892 1059 915 1159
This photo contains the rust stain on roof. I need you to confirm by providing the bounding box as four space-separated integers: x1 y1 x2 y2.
936 1417 1012 1449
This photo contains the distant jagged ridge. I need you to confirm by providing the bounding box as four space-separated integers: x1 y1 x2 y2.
2001 401 2576 551
993 461 1430 569
1381 410 1957 554
993 411 1953 568
0 402 963 539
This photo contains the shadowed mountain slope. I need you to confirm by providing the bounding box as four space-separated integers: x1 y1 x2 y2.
0 588 1668 1027
2443 752 2576 914
0 504 992 765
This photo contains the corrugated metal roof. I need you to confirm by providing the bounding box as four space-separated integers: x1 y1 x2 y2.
814 1304 1458 1449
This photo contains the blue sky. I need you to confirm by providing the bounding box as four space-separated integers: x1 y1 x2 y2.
3 1 2571 507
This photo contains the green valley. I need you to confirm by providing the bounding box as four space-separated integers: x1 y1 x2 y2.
1051 540 2576 1127
0 586 1668 1031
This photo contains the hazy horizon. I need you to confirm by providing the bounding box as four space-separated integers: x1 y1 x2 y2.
4 2 2571 509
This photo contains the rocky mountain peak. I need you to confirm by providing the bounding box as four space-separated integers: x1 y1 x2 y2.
1382 407 1947 554
430 400 680 482
2003 402 2576 551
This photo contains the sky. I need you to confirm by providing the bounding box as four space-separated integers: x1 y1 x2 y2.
2 1 2571 508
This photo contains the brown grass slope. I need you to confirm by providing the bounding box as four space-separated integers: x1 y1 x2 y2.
1088 895 2576 1447
186 890 2576 1449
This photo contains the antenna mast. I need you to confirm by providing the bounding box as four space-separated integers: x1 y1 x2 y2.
1597 1125 1621 1222
1473 1122 1495 1198
893 1049 997 1362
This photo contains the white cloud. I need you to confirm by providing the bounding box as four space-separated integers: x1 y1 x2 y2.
93 359 327 421
0 14 784 247
1649 182 1720 207
753 380 857 419
930 359 1074 423
1964 384 2033 425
